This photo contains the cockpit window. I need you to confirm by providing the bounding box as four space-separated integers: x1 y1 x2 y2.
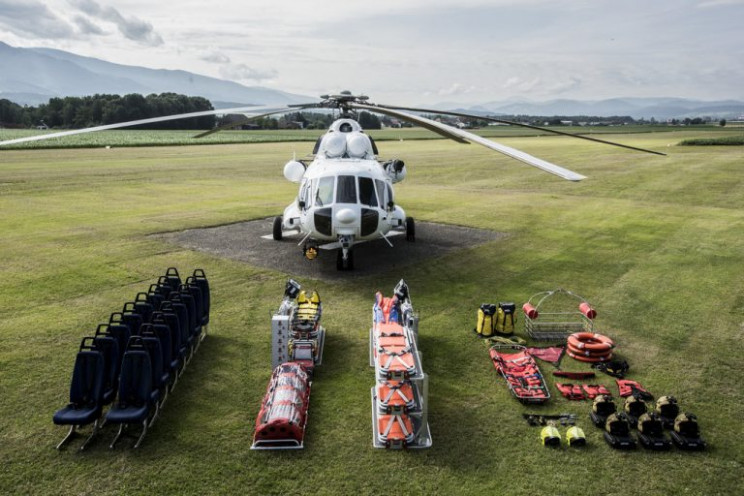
315 176 334 206
336 175 357 204
339 122 352 133
358 177 378 207
375 179 386 207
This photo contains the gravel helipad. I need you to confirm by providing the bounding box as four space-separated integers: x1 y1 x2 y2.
156 218 506 281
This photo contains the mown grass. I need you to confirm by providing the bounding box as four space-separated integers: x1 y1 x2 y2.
1 129 743 495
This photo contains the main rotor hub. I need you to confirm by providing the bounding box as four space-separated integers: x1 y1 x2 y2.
318 91 371 113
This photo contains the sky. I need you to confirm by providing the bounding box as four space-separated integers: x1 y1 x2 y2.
1 0 743 105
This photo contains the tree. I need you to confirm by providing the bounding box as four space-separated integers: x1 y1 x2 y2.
358 111 381 129
720 119 727 127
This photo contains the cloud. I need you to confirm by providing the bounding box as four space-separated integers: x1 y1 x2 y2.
697 0 744 7
437 83 477 97
219 63 277 83
200 51 231 64
73 15 106 36
0 0 75 39
71 0 163 46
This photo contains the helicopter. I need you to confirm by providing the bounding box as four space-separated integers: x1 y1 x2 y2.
0 91 665 270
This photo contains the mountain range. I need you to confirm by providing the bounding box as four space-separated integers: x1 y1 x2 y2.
1 41 743 120
0 41 311 108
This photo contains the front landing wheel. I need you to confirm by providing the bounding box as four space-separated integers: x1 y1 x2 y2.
405 216 416 242
272 216 283 241
336 249 354 271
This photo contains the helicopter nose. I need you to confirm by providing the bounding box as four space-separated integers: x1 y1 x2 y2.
335 208 357 225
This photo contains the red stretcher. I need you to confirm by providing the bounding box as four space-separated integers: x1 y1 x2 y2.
489 345 550 404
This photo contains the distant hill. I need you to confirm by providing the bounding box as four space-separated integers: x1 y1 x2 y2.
429 97 744 120
0 41 313 107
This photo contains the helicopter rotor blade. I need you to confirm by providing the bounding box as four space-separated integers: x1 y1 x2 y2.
378 104 666 156
0 104 301 147
192 105 319 138
350 103 468 144
353 103 586 181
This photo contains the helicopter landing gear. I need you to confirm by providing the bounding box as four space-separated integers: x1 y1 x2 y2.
336 248 354 271
405 216 416 242
272 216 283 241
336 235 354 271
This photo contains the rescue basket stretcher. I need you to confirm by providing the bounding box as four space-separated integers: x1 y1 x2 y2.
252 362 311 450
369 280 432 449
523 288 597 341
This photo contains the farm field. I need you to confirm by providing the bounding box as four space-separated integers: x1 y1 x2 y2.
0 123 713 149
1 128 743 495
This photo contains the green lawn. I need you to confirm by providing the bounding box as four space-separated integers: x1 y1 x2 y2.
1 130 742 495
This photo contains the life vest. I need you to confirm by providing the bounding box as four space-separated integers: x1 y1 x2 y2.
475 303 497 337
582 384 611 399
495 302 516 335
556 383 586 401
616 379 653 400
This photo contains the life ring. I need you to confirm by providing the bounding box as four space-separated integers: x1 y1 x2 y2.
567 349 612 363
567 343 613 358
567 332 614 352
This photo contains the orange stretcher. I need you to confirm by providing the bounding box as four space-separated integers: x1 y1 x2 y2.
489 345 551 404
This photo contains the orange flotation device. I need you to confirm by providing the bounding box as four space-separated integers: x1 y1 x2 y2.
567 332 615 362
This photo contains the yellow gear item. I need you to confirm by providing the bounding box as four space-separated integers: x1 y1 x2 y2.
309 290 320 304
475 304 496 337
297 290 308 304
566 426 586 447
495 302 516 335
541 421 561 447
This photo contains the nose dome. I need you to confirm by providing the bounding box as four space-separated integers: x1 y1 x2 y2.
335 208 356 225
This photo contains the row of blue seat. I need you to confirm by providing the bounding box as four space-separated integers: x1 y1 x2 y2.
52 267 211 450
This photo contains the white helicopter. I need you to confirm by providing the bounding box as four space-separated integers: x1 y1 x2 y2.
0 91 664 270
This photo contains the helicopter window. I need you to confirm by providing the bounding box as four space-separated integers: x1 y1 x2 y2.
358 177 378 207
308 179 317 207
336 175 357 204
315 176 334 206
375 179 386 206
386 183 394 205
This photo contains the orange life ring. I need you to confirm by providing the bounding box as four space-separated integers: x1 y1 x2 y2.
567 343 613 358
567 349 612 363
567 332 614 352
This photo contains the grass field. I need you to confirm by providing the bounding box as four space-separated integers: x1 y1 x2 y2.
1 128 743 495
0 124 713 149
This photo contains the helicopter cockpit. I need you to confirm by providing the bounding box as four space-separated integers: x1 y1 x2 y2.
300 175 393 209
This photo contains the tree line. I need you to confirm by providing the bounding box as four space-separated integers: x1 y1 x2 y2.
0 93 215 130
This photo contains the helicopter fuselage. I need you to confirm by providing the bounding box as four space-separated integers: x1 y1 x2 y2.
275 118 411 270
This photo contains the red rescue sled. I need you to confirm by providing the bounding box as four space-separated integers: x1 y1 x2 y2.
489 345 550 404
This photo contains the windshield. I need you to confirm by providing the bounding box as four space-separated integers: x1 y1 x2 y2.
315 176 334 206
336 175 357 204
359 176 378 207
